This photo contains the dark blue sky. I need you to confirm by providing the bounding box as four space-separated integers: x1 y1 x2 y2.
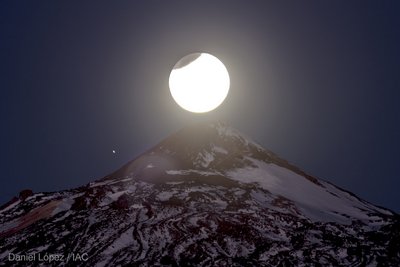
1 1 399 212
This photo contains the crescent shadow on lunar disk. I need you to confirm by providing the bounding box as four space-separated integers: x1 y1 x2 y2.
173 53 202 70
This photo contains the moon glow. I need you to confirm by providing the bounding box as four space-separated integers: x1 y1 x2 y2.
169 53 230 113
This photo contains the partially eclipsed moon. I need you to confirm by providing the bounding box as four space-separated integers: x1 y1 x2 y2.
169 53 230 113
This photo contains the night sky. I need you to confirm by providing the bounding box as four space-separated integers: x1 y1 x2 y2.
1 1 399 212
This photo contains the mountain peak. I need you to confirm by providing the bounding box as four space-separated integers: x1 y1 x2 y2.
101 121 262 180
103 121 320 187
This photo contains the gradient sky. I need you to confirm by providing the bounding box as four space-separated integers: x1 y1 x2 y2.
1 1 399 212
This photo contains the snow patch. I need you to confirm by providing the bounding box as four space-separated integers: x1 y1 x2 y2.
51 198 74 216
212 146 228 155
157 191 175 201
102 227 134 256
89 177 133 188
99 190 128 207
131 204 144 209
0 200 21 214
227 158 384 223
166 169 221 176
166 181 184 185
146 164 154 168
196 150 215 168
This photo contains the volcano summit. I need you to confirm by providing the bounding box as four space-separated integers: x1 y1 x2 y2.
0 122 399 266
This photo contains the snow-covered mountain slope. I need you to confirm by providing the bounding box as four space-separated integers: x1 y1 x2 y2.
1 122 399 266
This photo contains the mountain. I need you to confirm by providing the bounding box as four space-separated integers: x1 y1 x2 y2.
1 122 399 266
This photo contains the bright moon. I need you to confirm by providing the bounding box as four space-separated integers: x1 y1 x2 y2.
169 53 230 113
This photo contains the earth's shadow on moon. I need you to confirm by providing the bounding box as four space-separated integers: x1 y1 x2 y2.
173 53 202 70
